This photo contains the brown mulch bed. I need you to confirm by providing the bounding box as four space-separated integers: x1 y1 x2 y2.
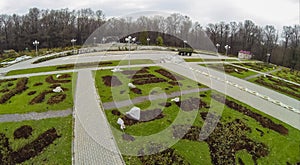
0 78 28 104
102 76 122 87
0 128 60 164
173 113 269 165
45 75 71 84
137 143 189 165
132 78 167 85
155 69 183 81
128 74 156 79
0 89 9 93
212 94 288 135
27 91 37 96
112 110 121 116
13 125 33 139
175 97 207 111
110 109 164 126
57 74 71 79
29 90 53 105
47 94 66 105
33 82 43 86
122 67 149 75
130 88 142 94
10 128 61 164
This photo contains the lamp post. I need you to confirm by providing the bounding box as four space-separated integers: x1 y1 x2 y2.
93 37 97 46
195 24 201 43
125 36 136 69
147 38 150 45
216 43 220 55
33 40 39 56
183 40 187 48
225 45 231 56
266 53 271 63
102 37 106 44
71 39 76 54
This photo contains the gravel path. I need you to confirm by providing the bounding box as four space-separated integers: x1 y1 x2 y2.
0 109 72 123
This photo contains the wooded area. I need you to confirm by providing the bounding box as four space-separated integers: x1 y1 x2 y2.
0 8 299 69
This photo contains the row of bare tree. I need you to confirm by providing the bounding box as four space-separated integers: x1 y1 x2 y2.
0 8 299 69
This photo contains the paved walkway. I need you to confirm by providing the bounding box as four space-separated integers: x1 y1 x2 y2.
73 70 124 165
102 88 210 110
0 109 72 123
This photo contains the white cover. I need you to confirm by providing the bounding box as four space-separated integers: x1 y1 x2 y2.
117 118 125 130
171 97 180 102
126 106 141 120
53 86 63 93
128 83 136 89
56 74 61 78
111 67 122 72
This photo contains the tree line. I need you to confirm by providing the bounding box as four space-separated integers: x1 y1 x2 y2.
0 8 299 69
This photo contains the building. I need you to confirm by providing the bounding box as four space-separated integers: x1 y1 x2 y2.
238 50 252 59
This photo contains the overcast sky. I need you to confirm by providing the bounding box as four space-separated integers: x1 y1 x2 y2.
0 0 299 30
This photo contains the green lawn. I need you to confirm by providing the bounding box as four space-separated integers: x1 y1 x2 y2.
271 68 300 84
249 76 300 100
94 66 204 103
6 59 154 76
103 90 300 164
234 62 277 72
202 63 258 79
0 73 75 114
184 58 238 62
0 116 72 164
96 65 300 165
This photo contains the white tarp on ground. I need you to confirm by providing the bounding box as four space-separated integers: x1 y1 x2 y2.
53 86 63 93
171 97 180 102
56 74 61 78
128 83 136 89
117 118 125 130
126 106 141 120
111 67 122 72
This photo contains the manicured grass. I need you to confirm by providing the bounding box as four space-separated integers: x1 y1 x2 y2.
234 62 277 72
184 58 238 62
95 66 203 103
271 68 300 84
0 73 75 114
6 59 154 76
249 76 300 100
202 63 258 79
6 66 59 76
100 79 300 165
0 116 72 164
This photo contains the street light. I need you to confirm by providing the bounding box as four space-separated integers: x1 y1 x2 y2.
71 39 76 54
225 45 231 56
33 40 39 56
216 43 220 55
266 53 271 63
147 38 150 45
125 36 136 69
93 37 97 46
183 40 187 48
102 37 106 44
